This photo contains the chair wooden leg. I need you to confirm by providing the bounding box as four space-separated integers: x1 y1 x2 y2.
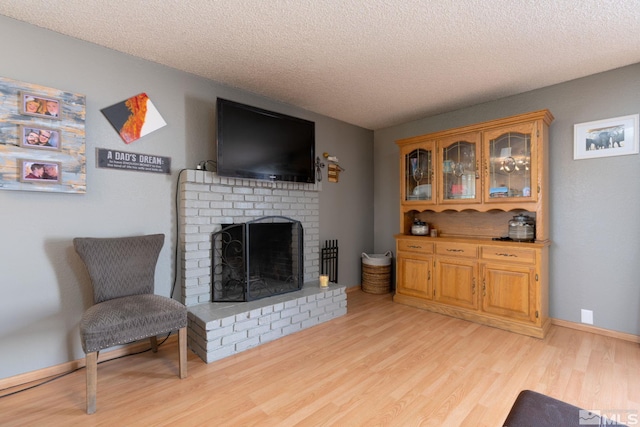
150 335 158 353
86 352 98 414
178 327 187 379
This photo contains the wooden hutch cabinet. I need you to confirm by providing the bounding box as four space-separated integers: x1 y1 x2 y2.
395 110 553 338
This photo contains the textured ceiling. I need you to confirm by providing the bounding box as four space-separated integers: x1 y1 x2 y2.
2 0 640 130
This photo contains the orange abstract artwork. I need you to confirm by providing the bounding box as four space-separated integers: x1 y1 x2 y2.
101 93 166 144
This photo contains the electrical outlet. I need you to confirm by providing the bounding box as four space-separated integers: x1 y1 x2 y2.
581 309 593 325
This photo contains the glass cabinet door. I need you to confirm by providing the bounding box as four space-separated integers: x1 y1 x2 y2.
402 143 434 203
484 122 538 202
439 133 480 203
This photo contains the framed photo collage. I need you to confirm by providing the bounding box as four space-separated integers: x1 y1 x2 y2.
0 77 86 193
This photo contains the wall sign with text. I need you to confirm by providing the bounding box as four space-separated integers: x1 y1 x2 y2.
96 148 171 174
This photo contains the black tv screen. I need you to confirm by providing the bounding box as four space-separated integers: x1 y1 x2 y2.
216 98 315 183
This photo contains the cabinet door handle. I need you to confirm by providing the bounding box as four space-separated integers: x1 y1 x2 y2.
495 252 517 257
472 277 476 294
408 245 422 249
446 248 464 253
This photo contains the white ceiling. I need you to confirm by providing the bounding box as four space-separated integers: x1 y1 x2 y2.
2 1 640 130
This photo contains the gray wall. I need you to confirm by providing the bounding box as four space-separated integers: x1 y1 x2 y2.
374 63 640 336
0 15 373 380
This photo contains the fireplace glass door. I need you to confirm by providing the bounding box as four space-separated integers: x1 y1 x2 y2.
211 216 303 302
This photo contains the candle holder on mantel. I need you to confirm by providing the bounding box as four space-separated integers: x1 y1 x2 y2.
319 274 329 287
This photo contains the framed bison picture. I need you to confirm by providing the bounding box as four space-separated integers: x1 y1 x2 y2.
574 114 639 160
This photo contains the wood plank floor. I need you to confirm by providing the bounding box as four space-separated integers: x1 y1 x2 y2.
1 290 639 426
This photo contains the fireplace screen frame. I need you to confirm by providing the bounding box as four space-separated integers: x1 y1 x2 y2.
211 216 304 302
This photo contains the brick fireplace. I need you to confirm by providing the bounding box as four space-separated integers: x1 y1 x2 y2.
179 170 346 363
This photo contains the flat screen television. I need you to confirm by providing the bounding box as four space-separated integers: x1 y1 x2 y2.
216 98 316 183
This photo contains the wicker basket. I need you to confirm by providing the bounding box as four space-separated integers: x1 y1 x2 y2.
361 251 392 294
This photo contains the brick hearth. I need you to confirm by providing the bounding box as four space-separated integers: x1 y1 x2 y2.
188 283 346 363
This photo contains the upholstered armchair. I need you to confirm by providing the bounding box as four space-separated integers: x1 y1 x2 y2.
73 234 187 414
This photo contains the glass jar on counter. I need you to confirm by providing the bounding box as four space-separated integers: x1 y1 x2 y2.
411 219 429 236
508 214 535 242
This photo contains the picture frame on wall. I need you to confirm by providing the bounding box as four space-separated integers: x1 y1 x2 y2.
18 159 62 183
19 125 61 150
574 114 639 160
18 91 62 119
1 76 86 193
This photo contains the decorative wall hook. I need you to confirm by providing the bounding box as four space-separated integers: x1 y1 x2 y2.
323 152 345 171
322 152 345 182
323 152 340 164
315 156 325 182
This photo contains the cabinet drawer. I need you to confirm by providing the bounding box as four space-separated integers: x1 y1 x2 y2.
397 238 434 254
480 246 536 264
435 242 478 258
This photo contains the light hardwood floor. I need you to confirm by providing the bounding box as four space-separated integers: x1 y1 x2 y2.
1 290 639 426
